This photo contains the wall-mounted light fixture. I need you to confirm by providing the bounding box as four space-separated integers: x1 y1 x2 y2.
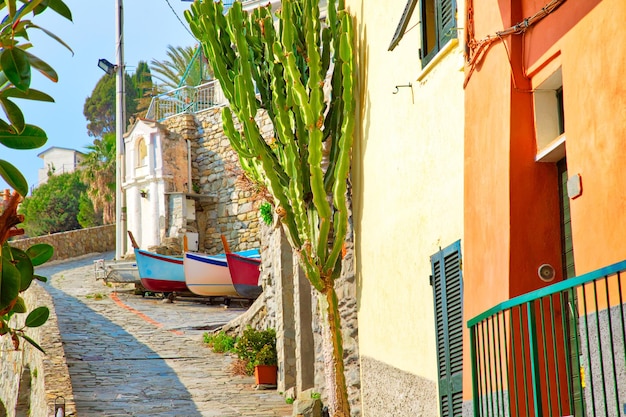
140 189 148 199
97 58 117 75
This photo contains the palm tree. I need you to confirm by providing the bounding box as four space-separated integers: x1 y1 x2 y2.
150 45 213 90
80 133 116 224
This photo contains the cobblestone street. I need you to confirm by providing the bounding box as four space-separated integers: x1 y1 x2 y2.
37 253 292 417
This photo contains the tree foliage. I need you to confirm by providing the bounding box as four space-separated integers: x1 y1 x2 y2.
80 132 115 224
150 45 213 90
77 192 102 228
83 73 137 138
19 172 87 236
133 60 155 118
0 0 72 352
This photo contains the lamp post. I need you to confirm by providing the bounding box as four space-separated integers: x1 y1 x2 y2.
115 0 127 259
98 1 126 259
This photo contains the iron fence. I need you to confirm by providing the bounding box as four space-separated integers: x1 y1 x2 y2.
468 261 626 417
145 80 226 122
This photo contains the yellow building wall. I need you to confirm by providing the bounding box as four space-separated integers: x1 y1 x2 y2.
346 1 465 414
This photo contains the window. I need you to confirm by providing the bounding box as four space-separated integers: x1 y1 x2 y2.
534 68 565 162
136 137 148 167
420 0 457 67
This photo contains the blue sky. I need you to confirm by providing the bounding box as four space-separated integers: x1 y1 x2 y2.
0 0 198 193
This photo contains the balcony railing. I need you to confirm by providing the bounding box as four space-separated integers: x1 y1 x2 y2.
145 80 227 122
468 261 626 417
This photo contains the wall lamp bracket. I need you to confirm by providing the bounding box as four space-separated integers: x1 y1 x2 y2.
393 83 412 94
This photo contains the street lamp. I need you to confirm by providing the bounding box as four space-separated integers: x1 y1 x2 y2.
97 0 126 259
97 58 117 75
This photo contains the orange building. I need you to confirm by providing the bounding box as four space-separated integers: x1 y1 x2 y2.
464 0 626 415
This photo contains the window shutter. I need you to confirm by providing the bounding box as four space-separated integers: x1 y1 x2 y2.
430 240 463 417
437 0 457 47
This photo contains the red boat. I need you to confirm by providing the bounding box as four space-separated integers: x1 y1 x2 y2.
225 252 262 299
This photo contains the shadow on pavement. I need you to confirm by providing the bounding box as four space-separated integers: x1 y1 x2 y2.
37 254 206 417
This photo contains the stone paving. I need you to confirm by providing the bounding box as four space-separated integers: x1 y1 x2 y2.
36 252 292 417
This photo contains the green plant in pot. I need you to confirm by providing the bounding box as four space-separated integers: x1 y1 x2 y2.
234 326 277 385
254 343 277 386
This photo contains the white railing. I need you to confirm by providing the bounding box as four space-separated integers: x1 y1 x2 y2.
145 80 227 122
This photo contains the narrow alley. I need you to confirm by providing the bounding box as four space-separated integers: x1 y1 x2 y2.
36 253 292 417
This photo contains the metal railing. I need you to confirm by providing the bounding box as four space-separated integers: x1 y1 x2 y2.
468 261 626 417
145 80 227 122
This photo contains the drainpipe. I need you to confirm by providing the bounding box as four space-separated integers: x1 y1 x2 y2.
187 139 192 193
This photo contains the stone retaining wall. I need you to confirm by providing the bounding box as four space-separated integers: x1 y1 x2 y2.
10 224 115 261
0 283 74 417
162 110 272 254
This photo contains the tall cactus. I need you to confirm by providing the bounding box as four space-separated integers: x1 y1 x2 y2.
185 1 355 415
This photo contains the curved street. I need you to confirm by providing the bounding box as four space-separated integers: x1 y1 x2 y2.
36 253 292 417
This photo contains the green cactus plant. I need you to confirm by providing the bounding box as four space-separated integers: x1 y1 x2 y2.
185 1 354 415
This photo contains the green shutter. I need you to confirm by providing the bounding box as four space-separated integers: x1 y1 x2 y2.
430 240 463 417
421 0 458 66
438 0 457 47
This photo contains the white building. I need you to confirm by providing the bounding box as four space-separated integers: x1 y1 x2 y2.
123 118 201 254
36 146 86 187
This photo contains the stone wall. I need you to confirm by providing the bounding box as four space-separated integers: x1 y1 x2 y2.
0 283 74 417
260 219 361 416
162 109 272 254
10 224 115 261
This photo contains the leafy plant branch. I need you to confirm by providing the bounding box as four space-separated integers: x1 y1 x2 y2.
0 0 72 352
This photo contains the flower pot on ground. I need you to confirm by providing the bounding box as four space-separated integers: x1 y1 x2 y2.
234 326 277 378
254 364 278 385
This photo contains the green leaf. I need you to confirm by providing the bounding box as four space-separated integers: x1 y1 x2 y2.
0 47 31 91
12 296 26 313
2 87 54 102
0 159 27 196
26 244 53 266
33 275 47 283
20 333 45 353
3 246 34 291
15 0 46 21
0 124 47 149
0 118 12 132
25 24 73 56
23 50 58 82
24 306 48 327
0 257 21 311
0 97 25 132
47 0 72 21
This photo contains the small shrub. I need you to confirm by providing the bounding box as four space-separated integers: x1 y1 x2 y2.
234 326 276 375
203 331 237 353
259 202 273 226
286 397 295 404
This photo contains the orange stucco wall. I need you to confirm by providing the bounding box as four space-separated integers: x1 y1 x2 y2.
463 0 626 402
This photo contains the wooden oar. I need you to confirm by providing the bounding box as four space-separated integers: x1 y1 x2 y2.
220 235 231 254
127 231 139 249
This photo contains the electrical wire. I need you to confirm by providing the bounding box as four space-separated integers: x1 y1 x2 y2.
464 0 566 88
163 0 197 40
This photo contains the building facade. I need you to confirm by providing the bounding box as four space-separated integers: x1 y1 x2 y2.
36 146 85 188
464 0 626 415
345 0 466 415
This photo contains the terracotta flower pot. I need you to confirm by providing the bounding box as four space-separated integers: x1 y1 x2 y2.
254 364 278 385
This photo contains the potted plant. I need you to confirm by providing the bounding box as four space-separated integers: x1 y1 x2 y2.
234 326 277 385
254 343 278 385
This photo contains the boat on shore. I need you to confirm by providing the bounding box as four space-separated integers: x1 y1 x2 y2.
134 248 187 293
183 249 260 298
226 251 263 299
